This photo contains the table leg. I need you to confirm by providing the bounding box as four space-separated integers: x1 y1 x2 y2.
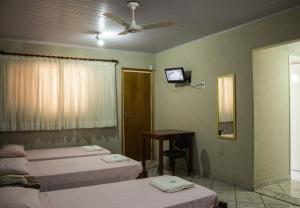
188 137 193 174
169 138 174 167
159 138 163 175
142 135 146 177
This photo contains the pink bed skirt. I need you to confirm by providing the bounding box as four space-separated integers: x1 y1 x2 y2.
40 177 218 208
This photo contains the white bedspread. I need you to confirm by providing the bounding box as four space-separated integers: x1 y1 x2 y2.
27 156 142 191
26 146 111 161
40 177 218 208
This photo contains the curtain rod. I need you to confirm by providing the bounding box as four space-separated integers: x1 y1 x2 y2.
0 50 119 64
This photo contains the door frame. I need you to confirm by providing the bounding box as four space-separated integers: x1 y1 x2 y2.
121 68 154 159
289 54 300 174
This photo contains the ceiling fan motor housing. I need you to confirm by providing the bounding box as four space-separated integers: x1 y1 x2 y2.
127 1 140 10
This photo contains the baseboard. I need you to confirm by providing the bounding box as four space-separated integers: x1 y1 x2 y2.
209 176 253 191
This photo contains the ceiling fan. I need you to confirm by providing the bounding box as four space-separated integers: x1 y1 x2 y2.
103 1 174 35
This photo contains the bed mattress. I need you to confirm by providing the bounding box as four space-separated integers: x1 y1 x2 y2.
27 155 142 191
26 146 111 161
40 177 218 208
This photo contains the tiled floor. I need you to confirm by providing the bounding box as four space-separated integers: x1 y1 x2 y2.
263 180 300 198
256 178 300 206
291 171 300 182
146 163 299 208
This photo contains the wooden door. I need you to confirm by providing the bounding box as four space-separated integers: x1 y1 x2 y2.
122 68 152 161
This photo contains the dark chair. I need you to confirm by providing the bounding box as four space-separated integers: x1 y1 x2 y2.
162 135 190 176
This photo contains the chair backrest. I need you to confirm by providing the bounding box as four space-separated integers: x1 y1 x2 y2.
174 135 190 150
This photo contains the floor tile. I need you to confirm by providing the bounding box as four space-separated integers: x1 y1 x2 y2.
262 195 290 205
192 176 212 188
279 181 292 187
227 202 237 208
236 193 263 203
280 185 300 192
214 180 234 187
275 194 300 206
218 192 236 202
235 187 255 194
284 191 300 199
256 179 300 206
256 188 281 198
265 205 294 208
213 186 236 193
213 181 235 193
263 184 286 194
237 202 265 208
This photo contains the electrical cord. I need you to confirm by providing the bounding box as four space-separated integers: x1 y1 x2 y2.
188 82 206 89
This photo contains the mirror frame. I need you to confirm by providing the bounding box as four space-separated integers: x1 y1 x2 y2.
217 73 236 140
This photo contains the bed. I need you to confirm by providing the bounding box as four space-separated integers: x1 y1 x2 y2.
40 177 219 208
27 155 143 191
26 146 111 161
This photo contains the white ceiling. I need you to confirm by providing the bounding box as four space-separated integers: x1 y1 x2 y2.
0 0 299 53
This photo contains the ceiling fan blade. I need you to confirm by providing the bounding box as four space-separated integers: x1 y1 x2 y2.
118 31 129 35
142 21 174 30
103 13 130 27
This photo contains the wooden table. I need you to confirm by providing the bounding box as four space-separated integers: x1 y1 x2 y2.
141 129 195 176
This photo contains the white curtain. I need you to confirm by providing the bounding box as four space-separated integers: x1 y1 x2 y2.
218 76 234 122
0 55 117 131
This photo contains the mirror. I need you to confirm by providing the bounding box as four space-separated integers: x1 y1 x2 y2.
217 74 236 139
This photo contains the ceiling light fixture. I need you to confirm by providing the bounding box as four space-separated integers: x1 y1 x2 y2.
96 32 104 46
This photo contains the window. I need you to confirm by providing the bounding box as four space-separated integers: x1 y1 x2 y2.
0 56 117 131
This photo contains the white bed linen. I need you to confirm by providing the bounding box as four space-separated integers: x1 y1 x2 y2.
27 155 142 191
40 177 218 208
26 146 111 161
81 145 104 151
150 175 195 193
101 154 130 163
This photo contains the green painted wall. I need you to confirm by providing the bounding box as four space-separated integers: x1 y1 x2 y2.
154 8 300 189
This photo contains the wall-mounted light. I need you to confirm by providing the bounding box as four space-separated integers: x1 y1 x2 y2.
96 32 104 46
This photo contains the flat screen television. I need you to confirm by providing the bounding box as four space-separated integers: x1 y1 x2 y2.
165 67 186 83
